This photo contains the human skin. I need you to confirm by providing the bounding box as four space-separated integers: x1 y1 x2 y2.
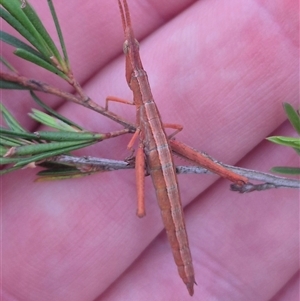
1 0 299 300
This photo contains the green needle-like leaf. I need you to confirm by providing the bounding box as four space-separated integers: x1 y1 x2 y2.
36 167 96 181
33 131 105 141
0 30 44 59
30 92 83 130
0 3 52 58
29 109 80 132
1 127 105 142
47 0 69 68
271 166 300 175
267 136 300 149
0 54 18 72
21 1 67 72
13 140 97 167
0 163 23 174
283 103 300 135
0 156 20 165
1 127 36 139
0 79 30 89
6 140 95 156
0 135 25 147
0 103 27 132
0 0 69 75
0 145 8 156
14 48 67 79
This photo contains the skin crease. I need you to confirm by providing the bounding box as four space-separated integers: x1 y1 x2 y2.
1 0 299 300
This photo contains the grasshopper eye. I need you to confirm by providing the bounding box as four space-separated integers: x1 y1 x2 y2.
134 38 140 49
123 39 140 54
123 40 129 54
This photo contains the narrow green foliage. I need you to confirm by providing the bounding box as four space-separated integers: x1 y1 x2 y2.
21 0 67 71
33 131 105 141
0 54 18 72
1 135 25 147
0 79 29 89
267 103 300 151
47 0 69 68
0 2 126 179
0 145 8 156
1 127 37 139
14 48 67 79
36 166 96 181
6 140 95 156
13 141 96 167
267 136 300 150
0 156 20 164
1 127 105 142
0 0 69 78
0 103 123 176
0 103 27 132
0 163 22 174
0 101 112 175
0 7 39 51
0 30 44 59
283 103 300 135
1 138 98 174
30 91 83 130
271 166 300 175
28 109 80 132
268 103 300 176
0 1 52 57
